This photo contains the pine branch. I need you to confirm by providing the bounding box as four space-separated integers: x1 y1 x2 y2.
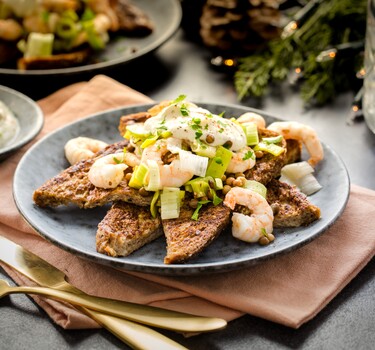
233 0 367 106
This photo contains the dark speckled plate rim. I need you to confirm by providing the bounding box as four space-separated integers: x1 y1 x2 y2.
0 85 44 160
13 102 350 276
0 0 181 76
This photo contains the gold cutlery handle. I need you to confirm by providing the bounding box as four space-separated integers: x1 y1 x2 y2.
81 307 188 350
7 283 226 332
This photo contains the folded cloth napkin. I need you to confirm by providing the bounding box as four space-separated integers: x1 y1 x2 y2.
0 75 374 331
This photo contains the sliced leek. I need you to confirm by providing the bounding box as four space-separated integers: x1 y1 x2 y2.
150 190 160 218
128 163 149 189
190 140 216 158
243 180 267 198
281 161 314 181
241 122 259 146
179 150 208 177
145 160 161 191
280 161 322 195
24 32 54 58
160 188 181 220
205 146 233 178
253 142 284 156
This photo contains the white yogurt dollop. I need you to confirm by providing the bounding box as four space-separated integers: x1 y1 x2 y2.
143 101 247 151
0 101 20 149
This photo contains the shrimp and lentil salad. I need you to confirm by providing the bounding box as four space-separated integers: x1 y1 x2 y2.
54 96 323 254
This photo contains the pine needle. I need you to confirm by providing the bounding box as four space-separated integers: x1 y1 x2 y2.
234 0 367 106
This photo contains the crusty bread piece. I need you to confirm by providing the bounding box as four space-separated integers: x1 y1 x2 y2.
244 128 288 185
17 48 92 70
266 178 321 227
284 139 302 165
96 201 162 257
0 40 19 65
162 203 231 264
33 140 152 208
113 0 154 36
118 111 152 137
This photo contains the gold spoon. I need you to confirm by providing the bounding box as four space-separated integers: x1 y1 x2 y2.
0 279 226 333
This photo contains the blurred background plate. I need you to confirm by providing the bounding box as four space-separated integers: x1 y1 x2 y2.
0 0 182 77
0 85 44 161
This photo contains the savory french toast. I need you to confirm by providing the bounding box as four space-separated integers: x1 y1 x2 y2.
244 128 288 185
118 112 152 136
96 201 162 257
33 99 323 265
18 48 92 70
114 0 154 36
33 140 153 209
266 179 321 227
162 202 231 264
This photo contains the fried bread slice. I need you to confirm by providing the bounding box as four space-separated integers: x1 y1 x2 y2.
96 201 162 257
33 140 152 208
266 178 321 227
118 111 152 137
17 48 92 70
162 203 231 264
112 0 154 36
244 128 287 185
244 129 302 185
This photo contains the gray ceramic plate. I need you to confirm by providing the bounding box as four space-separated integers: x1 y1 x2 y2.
0 85 44 161
13 103 350 275
0 0 181 76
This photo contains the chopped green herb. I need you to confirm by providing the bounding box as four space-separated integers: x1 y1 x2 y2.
262 135 283 144
161 131 172 138
193 117 201 124
41 10 49 23
218 111 225 117
195 130 203 139
113 156 122 164
214 157 223 164
243 150 255 161
81 8 95 21
172 94 187 104
191 124 201 130
180 105 189 116
191 200 211 220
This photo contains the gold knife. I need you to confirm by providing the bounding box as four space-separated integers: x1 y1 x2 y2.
0 237 226 346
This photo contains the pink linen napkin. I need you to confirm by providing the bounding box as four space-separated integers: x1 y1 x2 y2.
0 75 374 331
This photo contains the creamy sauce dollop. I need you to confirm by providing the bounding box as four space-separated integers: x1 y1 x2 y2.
0 100 20 149
143 102 247 151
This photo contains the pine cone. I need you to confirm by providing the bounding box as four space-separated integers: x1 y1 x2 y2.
200 0 282 54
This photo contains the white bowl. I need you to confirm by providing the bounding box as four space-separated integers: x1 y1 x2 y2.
0 85 44 161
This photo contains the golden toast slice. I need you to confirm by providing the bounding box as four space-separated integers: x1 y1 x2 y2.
96 201 162 257
266 178 321 227
162 203 231 264
33 140 152 209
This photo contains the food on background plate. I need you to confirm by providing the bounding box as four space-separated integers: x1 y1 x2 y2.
0 0 154 70
0 100 19 148
33 96 322 264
